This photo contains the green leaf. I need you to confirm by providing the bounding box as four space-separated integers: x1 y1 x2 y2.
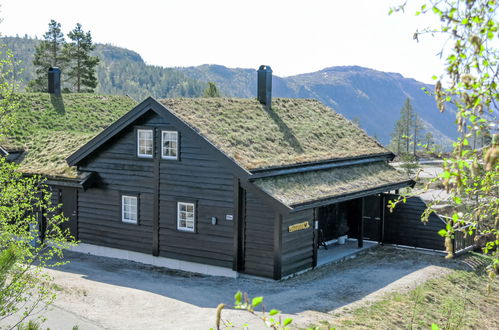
283 318 293 326
462 138 469 146
432 324 440 330
432 75 438 80
234 291 242 305
269 309 280 316
252 296 263 307
440 171 451 179
438 229 447 237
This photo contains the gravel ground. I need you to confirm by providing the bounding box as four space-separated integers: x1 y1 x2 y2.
3 246 468 330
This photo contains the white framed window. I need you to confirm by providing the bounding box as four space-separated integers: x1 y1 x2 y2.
137 129 153 158
122 195 138 224
161 130 178 159
177 202 195 232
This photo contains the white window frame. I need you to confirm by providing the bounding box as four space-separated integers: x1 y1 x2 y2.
161 130 178 160
177 202 195 232
137 129 154 158
122 195 138 224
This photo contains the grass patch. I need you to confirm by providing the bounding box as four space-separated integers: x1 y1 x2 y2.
160 98 388 170
2 93 136 178
253 161 409 207
314 255 498 329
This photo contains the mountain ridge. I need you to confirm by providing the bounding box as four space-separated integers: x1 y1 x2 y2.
2 36 456 146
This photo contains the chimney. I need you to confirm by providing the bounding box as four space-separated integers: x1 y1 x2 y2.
257 65 272 108
48 67 61 95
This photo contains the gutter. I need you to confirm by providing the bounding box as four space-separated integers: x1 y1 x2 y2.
250 153 394 179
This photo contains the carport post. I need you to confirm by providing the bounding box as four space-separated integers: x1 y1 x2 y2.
358 197 364 248
312 208 318 268
380 194 386 245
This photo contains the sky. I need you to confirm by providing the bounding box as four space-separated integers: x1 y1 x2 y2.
0 0 446 83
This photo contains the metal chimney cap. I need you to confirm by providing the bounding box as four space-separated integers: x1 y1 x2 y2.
258 65 272 71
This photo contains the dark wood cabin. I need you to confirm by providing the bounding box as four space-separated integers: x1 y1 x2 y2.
2 68 452 280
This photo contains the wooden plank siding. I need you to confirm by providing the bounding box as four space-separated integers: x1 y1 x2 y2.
384 194 446 251
77 110 236 266
243 190 275 278
281 209 314 277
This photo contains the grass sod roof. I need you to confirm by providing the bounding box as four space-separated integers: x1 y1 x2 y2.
159 98 389 171
2 93 137 178
252 162 410 207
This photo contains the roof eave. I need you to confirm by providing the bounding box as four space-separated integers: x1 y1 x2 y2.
289 179 415 212
23 171 96 189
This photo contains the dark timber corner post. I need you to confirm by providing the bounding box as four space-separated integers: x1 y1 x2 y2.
273 212 282 280
257 65 272 109
312 208 318 267
152 128 160 256
232 179 245 271
358 197 364 248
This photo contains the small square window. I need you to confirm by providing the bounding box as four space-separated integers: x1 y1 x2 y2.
177 202 195 232
122 195 138 224
137 129 153 158
162 131 178 160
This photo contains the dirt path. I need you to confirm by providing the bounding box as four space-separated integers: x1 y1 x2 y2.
23 246 468 329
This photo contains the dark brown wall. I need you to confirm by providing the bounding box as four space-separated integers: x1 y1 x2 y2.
243 190 275 277
78 110 235 267
281 209 314 277
384 194 446 250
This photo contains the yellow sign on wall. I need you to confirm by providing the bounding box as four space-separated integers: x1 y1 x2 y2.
288 221 310 232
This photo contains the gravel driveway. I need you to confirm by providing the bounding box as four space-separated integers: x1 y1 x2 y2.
9 246 466 329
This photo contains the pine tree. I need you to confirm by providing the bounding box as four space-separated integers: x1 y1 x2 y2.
203 82 221 97
28 20 66 92
65 23 99 92
424 131 434 152
390 98 419 155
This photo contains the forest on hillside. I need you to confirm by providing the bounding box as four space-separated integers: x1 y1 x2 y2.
2 36 205 101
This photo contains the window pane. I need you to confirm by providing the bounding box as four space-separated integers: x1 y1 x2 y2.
178 202 194 231
123 196 138 223
162 131 178 158
138 130 153 157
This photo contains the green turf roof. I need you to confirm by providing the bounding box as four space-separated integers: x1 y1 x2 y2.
252 162 410 207
159 98 389 170
2 93 137 178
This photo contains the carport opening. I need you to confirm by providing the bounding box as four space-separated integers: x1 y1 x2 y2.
315 196 382 266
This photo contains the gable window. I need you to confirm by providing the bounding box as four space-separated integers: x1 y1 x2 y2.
177 202 195 232
137 129 153 158
161 131 178 159
122 195 138 224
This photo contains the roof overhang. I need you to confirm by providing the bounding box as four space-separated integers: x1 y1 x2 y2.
23 171 97 190
251 161 414 213
289 179 415 212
